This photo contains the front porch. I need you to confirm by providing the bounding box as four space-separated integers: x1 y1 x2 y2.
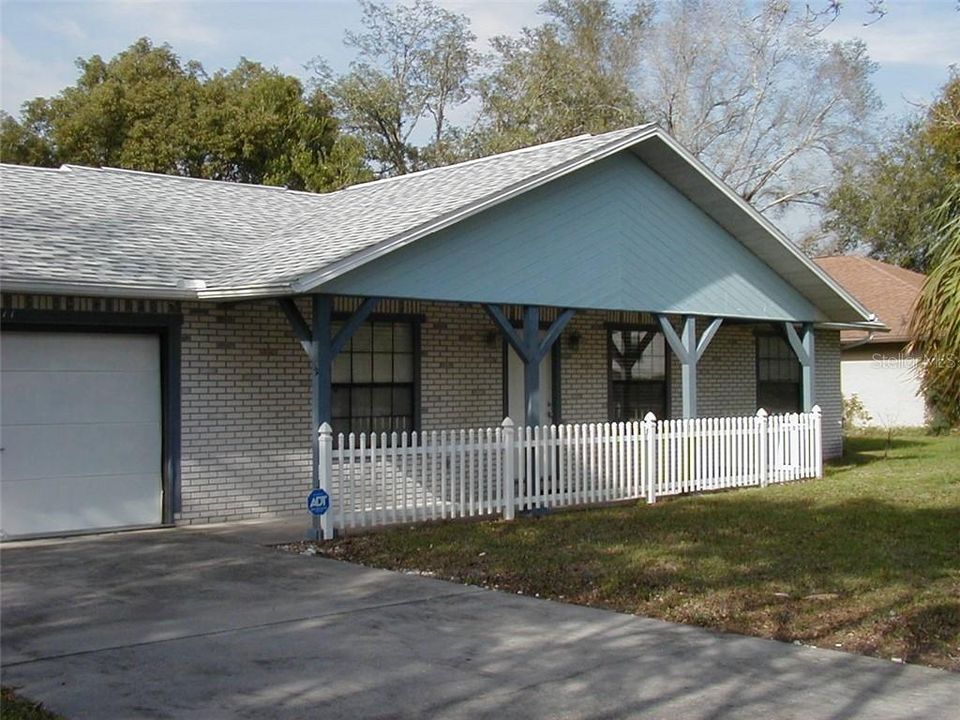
271 292 830 538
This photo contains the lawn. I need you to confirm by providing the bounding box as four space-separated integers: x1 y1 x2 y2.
314 432 960 671
0 687 64 720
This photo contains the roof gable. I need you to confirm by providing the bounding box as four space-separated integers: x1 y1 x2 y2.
318 153 822 321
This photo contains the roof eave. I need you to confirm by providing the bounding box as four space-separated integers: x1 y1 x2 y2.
0 277 201 301
817 321 890 332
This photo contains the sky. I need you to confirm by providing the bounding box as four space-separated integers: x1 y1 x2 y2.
1 0 957 125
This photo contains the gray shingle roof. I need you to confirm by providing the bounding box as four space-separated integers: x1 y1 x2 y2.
0 124 877 325
1 125 650 295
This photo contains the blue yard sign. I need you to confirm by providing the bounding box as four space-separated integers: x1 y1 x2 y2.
306 488 330 516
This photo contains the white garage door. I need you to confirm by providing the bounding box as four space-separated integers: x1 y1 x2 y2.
1 331 163 538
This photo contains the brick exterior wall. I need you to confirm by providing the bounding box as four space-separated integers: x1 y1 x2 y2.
420 304 502 430
815 329 844 459
178 301 311 524
1 293 845 525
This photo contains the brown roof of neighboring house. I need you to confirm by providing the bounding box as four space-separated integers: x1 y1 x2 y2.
814 255 925 345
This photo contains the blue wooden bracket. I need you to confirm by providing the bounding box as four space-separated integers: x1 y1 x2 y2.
657 314 723 419
277 298 314 359
696 317 724 361
784 322 816 411
279 296 381 362
537 308 576 361
331 296 380 356
783 322 811 366
484 304 528 359
657 314 691 364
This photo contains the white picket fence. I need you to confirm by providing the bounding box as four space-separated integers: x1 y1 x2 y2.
315 407 822 535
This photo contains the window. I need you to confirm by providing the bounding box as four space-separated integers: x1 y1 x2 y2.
608 327 668 421
331 320 417 436
756 334 800 413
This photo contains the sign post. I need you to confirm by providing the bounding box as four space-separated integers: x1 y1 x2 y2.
307 422 333 540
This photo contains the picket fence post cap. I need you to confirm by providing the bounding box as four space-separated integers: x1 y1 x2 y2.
756 408 768 418
318 422 333 435
811 404 822 415
643 411 657 422
501 417 515 428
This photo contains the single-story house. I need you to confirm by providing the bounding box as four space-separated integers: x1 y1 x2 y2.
0 124 882 539
814 255 928 427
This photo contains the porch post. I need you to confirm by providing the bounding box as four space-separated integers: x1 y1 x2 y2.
802 324 816 412
311 296 333 498
784 322 816 412
523 305 541 428
657 314 723 419
483 304 576 428
278 294 381 540
680 316 697 419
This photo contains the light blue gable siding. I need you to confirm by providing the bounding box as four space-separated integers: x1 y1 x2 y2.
318 152 823 322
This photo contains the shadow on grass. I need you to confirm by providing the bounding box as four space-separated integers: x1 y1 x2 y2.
329 486 960 668
490 495 960 597
830 434 929 471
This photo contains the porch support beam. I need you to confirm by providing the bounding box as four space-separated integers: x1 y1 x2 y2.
331 296 380 357
278 294 381 540
484 304 575 427
784 322 816 411
657 314 724 419
523 306 541 430
277 297 313 358
483 304 527 358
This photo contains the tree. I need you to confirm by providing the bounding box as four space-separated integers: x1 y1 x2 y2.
634 0 880 215
473 0 649 154
2 38 206 174
908 76 959 425
0 111 55 166
313 0 480 175
822 73 960 270
0 38 369 191
909 185 960 427
200 59 369 190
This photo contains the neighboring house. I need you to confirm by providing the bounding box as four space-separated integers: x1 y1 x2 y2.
814 255 928 427
0 125 881 539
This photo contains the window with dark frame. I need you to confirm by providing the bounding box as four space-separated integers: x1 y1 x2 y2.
331 320 416 437
608 327 668 421
756 334 801 414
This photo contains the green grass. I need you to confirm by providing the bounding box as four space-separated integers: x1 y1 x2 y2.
317 432 960 671
1 687 64 720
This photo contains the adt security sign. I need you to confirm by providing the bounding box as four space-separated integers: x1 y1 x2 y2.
306 488 330 516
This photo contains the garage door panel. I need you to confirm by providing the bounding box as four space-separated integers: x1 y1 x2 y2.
0 331 164 538
1 473 162 537
1 332 159 372
1 422 161 482
1 371 160 426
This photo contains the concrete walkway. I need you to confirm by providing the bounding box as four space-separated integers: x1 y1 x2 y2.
1 520 957 719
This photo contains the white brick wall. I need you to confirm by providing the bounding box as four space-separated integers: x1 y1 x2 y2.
179 301 312 524
1 293 845 524
816 329 844 459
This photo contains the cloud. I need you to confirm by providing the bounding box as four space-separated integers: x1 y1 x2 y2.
0 37 76 115
92 0 223 50
821 8 960 68
436 1 541 51
36 16 89 43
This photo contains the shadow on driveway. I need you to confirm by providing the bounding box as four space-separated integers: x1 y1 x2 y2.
1 526 957 719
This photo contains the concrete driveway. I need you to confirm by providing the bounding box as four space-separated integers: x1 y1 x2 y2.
1 522 957 719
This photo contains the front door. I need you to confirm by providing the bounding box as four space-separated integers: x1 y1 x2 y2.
506 341 553 427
